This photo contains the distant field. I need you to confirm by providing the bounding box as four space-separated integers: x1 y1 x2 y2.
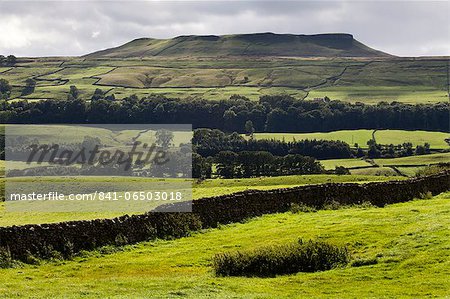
0 193 448 298
349 167 398 177
306 85 447 105
374 130 450 149
252 130 373 147
396 167 427 177
320 158 372 170
3 124 191 148
3 57 448 103
96 65 343 88
0 174 401 227
252 129 450 149
320 151 450 175
375 152 450 166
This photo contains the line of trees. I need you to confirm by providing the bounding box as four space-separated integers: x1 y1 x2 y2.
192 128 442 161
366 140 431 159
193 151 324 179
1 93 449 133
193 129 353 159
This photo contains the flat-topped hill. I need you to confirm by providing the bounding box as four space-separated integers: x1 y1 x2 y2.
85 32 391 58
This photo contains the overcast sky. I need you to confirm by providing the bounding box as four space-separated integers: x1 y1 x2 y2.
0 1 448 57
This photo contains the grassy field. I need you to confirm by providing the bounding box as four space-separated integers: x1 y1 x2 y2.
0 174 401 227
320 152 450 176
2 56 447 103
349 167 398 177
375 152 450 166
0 192 448 298
374 130 450 149
252 129 450 149
306 85 448 104
253 130 373 147
319 158 372 170
3 124 192 148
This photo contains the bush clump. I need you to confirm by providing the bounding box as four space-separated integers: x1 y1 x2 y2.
213 239 349 277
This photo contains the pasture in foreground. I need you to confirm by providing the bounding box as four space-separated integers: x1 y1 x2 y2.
0 192 448 298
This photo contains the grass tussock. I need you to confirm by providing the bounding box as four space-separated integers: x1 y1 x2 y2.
213 239 349 277
351 257 378 267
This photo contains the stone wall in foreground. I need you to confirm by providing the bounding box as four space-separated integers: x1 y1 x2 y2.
1 171 449 262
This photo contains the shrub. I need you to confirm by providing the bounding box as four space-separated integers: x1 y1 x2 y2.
0 247 21 268
322 200 343 210
114 234 129 246
419 191 433 200
356 201 375 209
415 164 450 177
335 166 350 175
25 252 41 265
290 203 317 213
213 239 349 277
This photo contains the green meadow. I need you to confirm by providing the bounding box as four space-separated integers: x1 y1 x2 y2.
252 130 374 147
374 130 450 149
252 129 450 149
374 152 450 166
319 158 372 170
306 85 448 104
320 153 450 176
0 192 448 298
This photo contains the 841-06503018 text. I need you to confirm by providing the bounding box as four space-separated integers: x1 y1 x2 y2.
8 191 184 201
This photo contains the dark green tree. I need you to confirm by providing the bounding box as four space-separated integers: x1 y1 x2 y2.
0 78 12 99
21 78 36 96
68 85 79 100
367 139 381 159
6 55 16 65
91 88 104 101
244 120 255 137
155 129 174 149
192 153 212 179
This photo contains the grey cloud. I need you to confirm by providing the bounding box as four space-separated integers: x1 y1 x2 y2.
0 1 448 57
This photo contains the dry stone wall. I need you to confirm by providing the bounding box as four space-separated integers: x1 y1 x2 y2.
1 171 449 262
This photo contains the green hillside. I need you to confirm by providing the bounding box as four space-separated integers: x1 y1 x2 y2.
0 193 448 298
1 33 448 103
86 33 390 59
